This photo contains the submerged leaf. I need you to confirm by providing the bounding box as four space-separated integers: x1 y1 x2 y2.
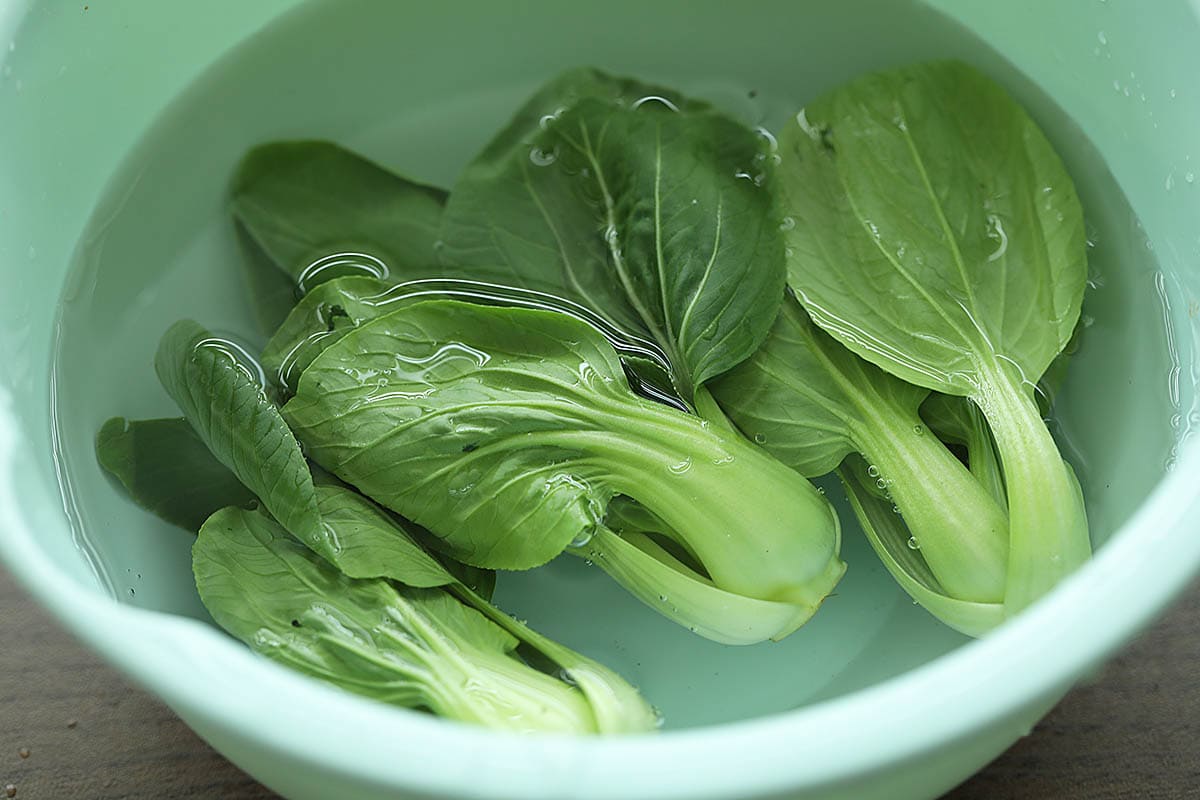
920 393 1007 508
95 416 256 532
260 276 394 392
782 60 1085 393
284 300 842 638
155 320 321 547
780 60 1090 610
713 295 926 477
839 457 1004 636
713 296 1008 602
293 486 653 731
232 140 447 291
284 300 629 570
582 528 823 645
311 485 456 588
194 505 605 732
441 69 784 398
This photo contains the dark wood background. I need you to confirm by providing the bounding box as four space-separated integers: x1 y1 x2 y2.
1 565 1196 799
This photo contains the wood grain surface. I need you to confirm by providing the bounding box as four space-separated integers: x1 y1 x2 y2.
1 564 1196 800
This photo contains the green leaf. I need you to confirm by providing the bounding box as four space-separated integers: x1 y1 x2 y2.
713 295 926 477
155 320 321 547
282 484 649 730
283 300 843 639
440 70 784 398
444 561 496 602
95 416 257 532
232 140 447 290
781 60 1085 393
283 300 626 570
261 274 683 410
194 505 604 732
596 494 830 641
260 276 393 392
581 527 831 645
779 60 1090 611
311 463 498 597
438 69 701 341
838 457 1003 637
311 485 456 588
919 393 976 447
920 393 1007 509
468 588 658 732
712 295 1008 602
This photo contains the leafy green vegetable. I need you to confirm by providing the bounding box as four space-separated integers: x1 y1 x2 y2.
232 140 447 291
311 485 453 588
195 504 637 733
95 416 257 532
299 484 654 731
839 456 1003 636
155 320 321 547
262 274 685 413
97 60 1101 729
920 393 1007 509
283 299 843 642
713 295 1008 604
260 276 391 392
779 60 1089 612
440 69 785 400
437 69 696 338
93 420 502 599
581 527 828 644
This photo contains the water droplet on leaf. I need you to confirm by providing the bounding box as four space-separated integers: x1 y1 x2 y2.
529 146 557 167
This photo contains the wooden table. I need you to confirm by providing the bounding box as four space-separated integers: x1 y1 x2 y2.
1 565 1196 799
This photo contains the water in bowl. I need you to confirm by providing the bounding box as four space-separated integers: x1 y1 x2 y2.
50 0 1179 729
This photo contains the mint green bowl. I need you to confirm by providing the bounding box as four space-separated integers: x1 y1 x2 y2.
3 1 1200 798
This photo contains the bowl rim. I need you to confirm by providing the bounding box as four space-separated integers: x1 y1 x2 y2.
2 381 1200 798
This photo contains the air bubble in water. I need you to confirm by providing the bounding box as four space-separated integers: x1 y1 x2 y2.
907 536 920 550
867 464 880 478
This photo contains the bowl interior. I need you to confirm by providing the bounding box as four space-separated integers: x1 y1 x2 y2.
34 0 1189 733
